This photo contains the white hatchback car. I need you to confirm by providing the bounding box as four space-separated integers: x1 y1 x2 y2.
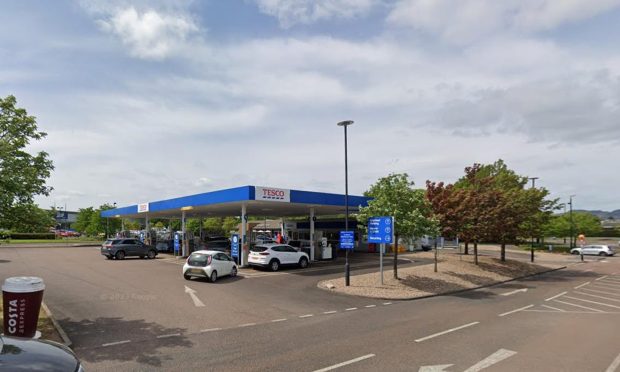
183 250 238 282
248 244 310 271
570 245 615 257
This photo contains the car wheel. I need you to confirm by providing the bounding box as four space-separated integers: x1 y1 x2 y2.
183 273 191 280
231 266 238 277
115 251 125 260
139 255 145 259
571 250 579 255
210 271 218 283
106 255 112 260
299 257 309 269
270 259 280 272
147 250 156 259
599 252 606 256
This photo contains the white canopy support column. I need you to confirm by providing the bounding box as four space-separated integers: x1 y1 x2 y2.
310 207 315 261
241 203 247 267
145 214 150 245
181 210 187 257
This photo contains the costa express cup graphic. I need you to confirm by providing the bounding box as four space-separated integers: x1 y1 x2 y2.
2 276 45 338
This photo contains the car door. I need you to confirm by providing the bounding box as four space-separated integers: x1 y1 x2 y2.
283 245 300 264
583 245 595 255
120 239 135 256
213 253 231 276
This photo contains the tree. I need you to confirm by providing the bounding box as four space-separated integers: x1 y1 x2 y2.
357 173 438 279
74 207 95 234
222 216 240 234
0 203 55 232
0 95 54 226
544 212 602 241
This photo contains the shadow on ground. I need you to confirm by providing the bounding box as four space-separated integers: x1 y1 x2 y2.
61 317 193 367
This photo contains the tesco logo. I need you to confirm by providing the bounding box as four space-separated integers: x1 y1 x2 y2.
263 189 285 198
257 187 289 202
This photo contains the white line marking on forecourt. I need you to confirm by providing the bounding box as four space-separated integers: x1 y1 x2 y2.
299 314 314 318
499 305 534 317
415 322 480 343
102 340 131 347
156 333 180 339
271 318 287 323
313 354 376 372
574 282 590 289
605 351 620 372
323 311 337 315
545 292 567 301
596 275 609 281
200 328 221 333
345 307 358 311
564 296 620 309
463 349 517 372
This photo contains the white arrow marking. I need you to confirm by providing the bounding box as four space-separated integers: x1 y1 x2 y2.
500 288 528 296
463 349 517 372
184 286 205 307
418 364 453 372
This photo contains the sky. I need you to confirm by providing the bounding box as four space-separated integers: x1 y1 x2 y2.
2 0 620 212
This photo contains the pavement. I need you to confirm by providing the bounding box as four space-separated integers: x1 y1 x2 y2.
1 245 619 371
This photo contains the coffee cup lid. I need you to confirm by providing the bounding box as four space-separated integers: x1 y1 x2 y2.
2 277 45 293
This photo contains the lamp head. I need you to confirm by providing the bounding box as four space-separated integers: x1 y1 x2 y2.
337 120 354 127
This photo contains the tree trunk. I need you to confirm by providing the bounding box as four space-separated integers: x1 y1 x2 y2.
474 241 478 265
434 236 438 273
393 233 399 280
500 242 506 262
464 241 469 255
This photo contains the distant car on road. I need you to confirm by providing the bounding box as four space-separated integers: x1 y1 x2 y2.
183 250 237 282
101 238 158 260
570 245 615 256
0 334 84 371
248 243 309 271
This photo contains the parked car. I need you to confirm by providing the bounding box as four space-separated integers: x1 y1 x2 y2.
0 334 84 371
570 245 615 256
203 240 231 252
248 243 310 271
101 238 158 260
183 250 237 282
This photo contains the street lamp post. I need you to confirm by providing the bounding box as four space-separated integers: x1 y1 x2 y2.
337 120 354 287
568 195 579 260
529 177 539 263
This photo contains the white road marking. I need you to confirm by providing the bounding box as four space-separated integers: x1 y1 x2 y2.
581 288 620 297
596 275 609 281
541 304 566 312
554 299 605 312
525 310 613 314
200 328 221 333
102 340 131 347
592 283 620 291
323 311 338 314
418 364 454 372
345 307 358 311
574 291 620 303
299 314 314 318
184 286 206 307
574 282 590 289
415 322 480 343
271 318 287 323
313 354 376 372
500 288 528 296
383 302 392 305
564 295 620 309
365 305 377 308
463 349 517 372
604 277 620 283
545 292 567 301
599 280 620 287
605 351 620 372
156 333 180 339
238 323 256 327
499 305 534 317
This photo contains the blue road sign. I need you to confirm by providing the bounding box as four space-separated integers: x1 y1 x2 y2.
339 231 355 250
368 216 393 244
231 234 240 258
174 233 180 252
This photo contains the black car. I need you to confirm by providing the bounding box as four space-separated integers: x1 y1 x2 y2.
101 238 158 260
0 335 83 371
203 240 231 252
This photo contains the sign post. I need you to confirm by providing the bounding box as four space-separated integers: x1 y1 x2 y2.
231 234 240 264
368 216 393 285
174 233 180 257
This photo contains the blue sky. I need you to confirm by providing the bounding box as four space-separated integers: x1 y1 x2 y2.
2 0 620 211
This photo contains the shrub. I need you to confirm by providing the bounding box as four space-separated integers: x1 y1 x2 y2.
9 233 56 240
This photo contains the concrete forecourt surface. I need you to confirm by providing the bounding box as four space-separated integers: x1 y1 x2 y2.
1 244 619 371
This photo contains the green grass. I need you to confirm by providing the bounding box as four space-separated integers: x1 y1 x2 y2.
2 238 102 244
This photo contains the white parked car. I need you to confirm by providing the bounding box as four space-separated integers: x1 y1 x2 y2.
570 245 615 257
248 244 310 271
183 250 237 282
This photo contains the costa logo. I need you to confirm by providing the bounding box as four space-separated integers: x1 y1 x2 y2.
7 299 18 333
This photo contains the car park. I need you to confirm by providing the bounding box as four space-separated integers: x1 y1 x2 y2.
183 250 237 282
101 238 158 260
248 243 310 271
570 245 615 256
0 334 84 372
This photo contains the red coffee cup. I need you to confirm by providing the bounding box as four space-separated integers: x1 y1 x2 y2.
2 276 45 338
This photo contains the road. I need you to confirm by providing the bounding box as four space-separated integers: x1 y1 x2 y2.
1 246 619 371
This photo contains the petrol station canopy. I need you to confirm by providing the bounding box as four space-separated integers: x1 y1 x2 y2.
100 186 371 219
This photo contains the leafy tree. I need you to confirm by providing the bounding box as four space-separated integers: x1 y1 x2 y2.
222 216 240 234
357 173 438 279
74 207 95 234
203 217 224 234
0 203 55 233
544 212 602 242
0 95 54 225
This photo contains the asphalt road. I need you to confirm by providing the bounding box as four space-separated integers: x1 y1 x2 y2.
1 246 619 371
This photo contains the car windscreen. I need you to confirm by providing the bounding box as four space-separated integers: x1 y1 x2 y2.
250 246 268 252
188 253 211 266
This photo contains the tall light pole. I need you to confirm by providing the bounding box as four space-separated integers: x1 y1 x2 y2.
568 195 579 260
337 120 354 287
528 177 539 263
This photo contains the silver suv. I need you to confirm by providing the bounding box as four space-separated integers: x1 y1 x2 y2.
101 238 158 260
570 245 615 256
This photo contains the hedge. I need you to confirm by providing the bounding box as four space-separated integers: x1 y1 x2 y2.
6 233 56 240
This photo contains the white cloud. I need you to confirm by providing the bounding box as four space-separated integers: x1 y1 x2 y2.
255 0 378 28
95 6 198 59
388 0 620 44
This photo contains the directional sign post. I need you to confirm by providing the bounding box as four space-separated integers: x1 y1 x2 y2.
174 233 180 256
339 231 355 250
231 234 240 263
368 216 393 285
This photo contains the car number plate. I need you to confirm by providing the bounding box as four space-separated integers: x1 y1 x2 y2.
191 269 203 274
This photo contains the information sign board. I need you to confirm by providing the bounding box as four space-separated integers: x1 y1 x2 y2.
368 216 393 244
339 231 355 250
231 234 240 258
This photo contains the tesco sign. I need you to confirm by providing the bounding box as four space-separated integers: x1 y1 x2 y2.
255 186 290 203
